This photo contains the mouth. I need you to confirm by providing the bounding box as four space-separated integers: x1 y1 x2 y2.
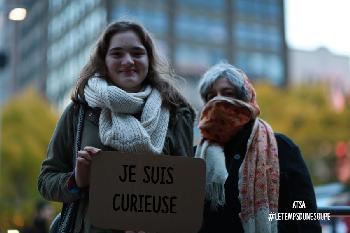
119 69 136 76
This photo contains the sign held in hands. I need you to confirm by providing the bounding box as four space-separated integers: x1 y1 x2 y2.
88 151 206 233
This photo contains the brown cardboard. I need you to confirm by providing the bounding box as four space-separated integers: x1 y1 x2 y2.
88 151 206 233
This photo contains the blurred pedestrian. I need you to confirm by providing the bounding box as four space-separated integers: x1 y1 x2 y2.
195 62 321 233
38 20 194 233
22 201 54 233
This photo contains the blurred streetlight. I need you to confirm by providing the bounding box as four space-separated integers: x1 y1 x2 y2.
7 230 20 233
8 7 27 21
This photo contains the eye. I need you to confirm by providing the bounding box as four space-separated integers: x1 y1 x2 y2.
131 50 147 57
206 92 216 101
110 51 123 58
222 90 236 98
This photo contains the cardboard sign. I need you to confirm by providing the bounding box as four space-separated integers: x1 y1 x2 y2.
88 151 206 233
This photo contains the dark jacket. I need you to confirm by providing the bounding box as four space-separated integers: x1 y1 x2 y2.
38 101 195 233
198 122 322 233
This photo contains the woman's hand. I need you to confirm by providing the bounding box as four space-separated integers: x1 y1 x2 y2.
75 146 101 188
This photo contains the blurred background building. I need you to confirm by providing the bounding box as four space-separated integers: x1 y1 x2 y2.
289 47 350 112
289 47 350 87
17 0 47 95
1 0 34 102
1 0 287 109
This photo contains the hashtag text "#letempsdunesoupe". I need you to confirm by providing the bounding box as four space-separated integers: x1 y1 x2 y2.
268 212 331 221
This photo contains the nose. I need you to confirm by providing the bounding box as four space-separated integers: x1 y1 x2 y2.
121 53 134 65
214 92 227 99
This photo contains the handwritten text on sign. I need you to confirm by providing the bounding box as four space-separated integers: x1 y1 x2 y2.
88 151 205 233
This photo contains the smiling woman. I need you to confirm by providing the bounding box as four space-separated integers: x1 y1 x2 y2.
105 31 149 93
38 20 195 233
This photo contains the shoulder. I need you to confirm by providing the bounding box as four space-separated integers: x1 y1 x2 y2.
274 132 302 161
169 102 196 124
274 133 299 150
176 104 196 119
62 101 75 114
57 102 77 123
274 133 309 174
162 103 195 157
59 100 93 126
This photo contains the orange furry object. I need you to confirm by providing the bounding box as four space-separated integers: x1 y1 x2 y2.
198 97 259 144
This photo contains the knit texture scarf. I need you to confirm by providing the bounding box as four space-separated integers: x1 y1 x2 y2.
84 76 170 154
195 75 279 233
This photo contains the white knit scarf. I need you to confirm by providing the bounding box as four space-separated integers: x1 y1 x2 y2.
84 76 170 154
195 140 228 210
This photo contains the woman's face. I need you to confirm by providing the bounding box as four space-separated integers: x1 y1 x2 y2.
105 31 149 92
205 77 238 102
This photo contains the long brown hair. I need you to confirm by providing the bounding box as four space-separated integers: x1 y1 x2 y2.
71 20 191 110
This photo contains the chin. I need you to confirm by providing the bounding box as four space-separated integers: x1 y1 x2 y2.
122 83 143 92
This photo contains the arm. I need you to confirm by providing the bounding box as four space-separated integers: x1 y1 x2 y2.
276 133 322 233
37 103 81 203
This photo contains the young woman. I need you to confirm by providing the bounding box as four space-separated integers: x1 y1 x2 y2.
195 63 321 233
38 20 194 233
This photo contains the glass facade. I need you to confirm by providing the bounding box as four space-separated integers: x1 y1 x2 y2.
175 10 226 44
234 0 282 20
234 22 282 51
110 0 169 57
233 0 285 85
174 0 226 74
112 0 168 36
46 0 106 107
110 0 228 74
0 0 11 104
236 51 283 84
16 0 286 107
16 1 47 93
175 42 225 73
